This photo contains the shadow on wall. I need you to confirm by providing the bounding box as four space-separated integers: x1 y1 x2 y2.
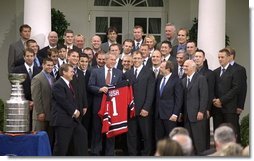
0 13 23 101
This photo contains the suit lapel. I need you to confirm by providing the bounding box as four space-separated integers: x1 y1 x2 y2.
188 73 197 90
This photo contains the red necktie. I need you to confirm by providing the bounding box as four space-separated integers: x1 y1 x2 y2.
105 69 111 85
69 83 75 96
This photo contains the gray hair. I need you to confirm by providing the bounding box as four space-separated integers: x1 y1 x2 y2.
214 126 236 145
172 134 193 156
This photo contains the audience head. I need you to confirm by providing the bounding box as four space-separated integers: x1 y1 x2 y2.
155 138 183 156
171 134 193 156
176 49 188 66
215 142 243 156
169 127 190 138
214 124 236 151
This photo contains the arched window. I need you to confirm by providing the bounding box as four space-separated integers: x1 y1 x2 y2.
94 0 163 7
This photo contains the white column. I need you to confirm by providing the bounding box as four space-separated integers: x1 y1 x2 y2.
24 0 51 48
197 0 225 70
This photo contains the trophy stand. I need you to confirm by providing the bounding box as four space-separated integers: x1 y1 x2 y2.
4 73 30 133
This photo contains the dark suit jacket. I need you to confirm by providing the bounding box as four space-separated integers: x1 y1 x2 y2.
213 65 240 113
145 57 153 69
231 62 247 109
15 56 43 69
51 78 79 127
31 71 54 121
72 45 82 55
197 66 215 111
101 42 110 53
70 68 88 116
155 74 183 119
124 66 155 114
88 67 123 114
37 45 59 59
8 39 25 73
115 58 123 70
182 72 208 122
12 64 41 101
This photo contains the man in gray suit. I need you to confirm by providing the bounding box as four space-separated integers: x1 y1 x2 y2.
31 58 54 146
8 24 31 72
182 60 208 155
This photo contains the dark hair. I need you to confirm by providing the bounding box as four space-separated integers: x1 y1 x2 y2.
187 40 197 47
161 40 172 48
67 49 79 57
57 44 67 50
80 53 89 59
195 49 206 57
42 57 53 64
165 60 175 72
219 48 231 56
109 43 122 51
19 24 31 33
23 48 35 56
122 39 134 47
25 39 37 47
59 64 73 76
47 48 59 57
106 26 118 35
225 47 236 59
64 29 74 36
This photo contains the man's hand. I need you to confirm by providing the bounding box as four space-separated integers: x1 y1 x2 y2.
99 87 108 94
169 115 177 122
236 108 243 115
140 109 149 117
37 113 45 121
29 101 34 110
73 110 80 118
213 98 222 108
83 108 87 116
197 112 204 121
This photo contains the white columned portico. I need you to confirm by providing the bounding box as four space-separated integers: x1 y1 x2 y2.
197 0 226 70
24 0 51 48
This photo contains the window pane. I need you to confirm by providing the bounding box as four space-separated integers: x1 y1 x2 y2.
134 18 147 33
98 34 107 43
96 17 108 33
110 17 122 33
149 18 161 34
147 0 163 7
154 35 161 43
94 0 110 6
117 35 122 44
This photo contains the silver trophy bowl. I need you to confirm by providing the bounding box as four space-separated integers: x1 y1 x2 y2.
4 73 30 133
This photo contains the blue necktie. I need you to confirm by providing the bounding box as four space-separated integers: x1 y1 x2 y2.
160 77 167 96
28 68 33 79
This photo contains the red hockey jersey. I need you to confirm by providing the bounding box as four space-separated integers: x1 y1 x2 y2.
98 82 135 138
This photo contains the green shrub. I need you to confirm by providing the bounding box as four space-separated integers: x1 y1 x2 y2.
240 114 249 147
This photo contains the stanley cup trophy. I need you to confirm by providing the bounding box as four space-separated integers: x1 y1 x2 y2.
4 73 30 133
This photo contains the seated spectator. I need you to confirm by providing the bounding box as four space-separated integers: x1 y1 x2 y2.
171 134 193 156
169 127 189 138
155 138 183 156
212 142 243 156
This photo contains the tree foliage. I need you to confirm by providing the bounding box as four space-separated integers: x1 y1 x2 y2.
51 8 70 44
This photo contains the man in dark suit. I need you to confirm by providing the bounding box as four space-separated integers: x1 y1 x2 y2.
155 60 183 141
123 51 156 156
226 47 247 143
132 25 144 51
64 29 82 54
160 41 177 64
67 49 88 119
88 53 123 155
101 26 119 53
51 64 88 156
12 48 41 131
8 24 31 73
37 31 59 59
182 60 208 155
140 44 152 68
31 58 54 147
194 49 215 149
15 39 43 69
212 48 241 142
109 44 123 70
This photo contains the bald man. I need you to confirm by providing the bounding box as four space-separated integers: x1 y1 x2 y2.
38 31 59 59
182 60 208 155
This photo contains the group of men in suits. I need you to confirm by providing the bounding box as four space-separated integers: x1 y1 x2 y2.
7 23 247 156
